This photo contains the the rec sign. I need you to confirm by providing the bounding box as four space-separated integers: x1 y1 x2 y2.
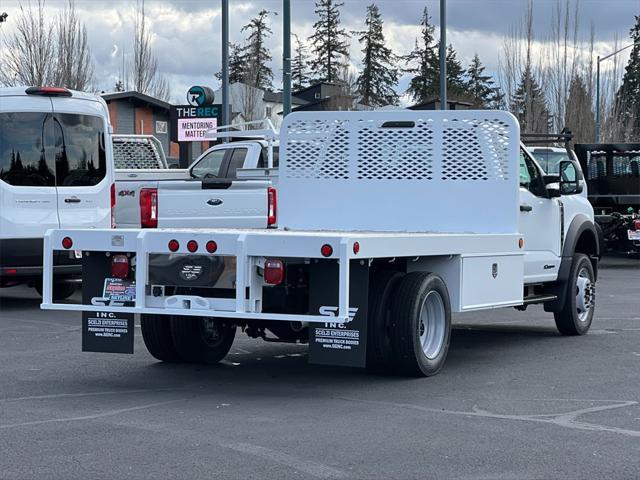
169 86 222 143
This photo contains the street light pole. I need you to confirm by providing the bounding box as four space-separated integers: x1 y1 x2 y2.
595 43 634 143
439 0 447 110
283 0 291 117
221 0 230 131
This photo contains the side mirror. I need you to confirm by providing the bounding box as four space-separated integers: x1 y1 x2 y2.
559 160 583 195
543 174 561 198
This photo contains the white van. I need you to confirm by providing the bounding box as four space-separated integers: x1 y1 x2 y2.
0 86 114 299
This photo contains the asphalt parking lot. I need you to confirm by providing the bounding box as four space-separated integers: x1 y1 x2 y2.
0 257 638 480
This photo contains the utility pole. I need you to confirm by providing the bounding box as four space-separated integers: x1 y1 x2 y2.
439 0 447 110
282 0 292 117
595 43 633 142
221 0 230 131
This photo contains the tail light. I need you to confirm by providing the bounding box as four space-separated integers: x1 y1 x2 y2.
110 183 116 228
321 244 333 257
62 237 73 249
111 254 130 279
25 86 72 97
206 241 218 253
264 259 284 285
267 187 277 226
187 240 198 252
140 188 158 228
168 239 180 252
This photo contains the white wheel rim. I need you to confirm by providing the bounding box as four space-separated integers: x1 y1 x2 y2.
575 267 594 322
418 291 446 360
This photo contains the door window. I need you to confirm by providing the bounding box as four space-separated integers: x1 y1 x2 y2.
0 112 55 187
225 148 248 178
190 149 227 179
53 114 107 186
519 148 546 197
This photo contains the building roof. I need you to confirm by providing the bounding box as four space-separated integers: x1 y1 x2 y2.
263 90 308 105
408 96 474 109
101 90 172 110
293 81 341 95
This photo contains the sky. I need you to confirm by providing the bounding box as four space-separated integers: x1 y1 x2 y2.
0 0 637 103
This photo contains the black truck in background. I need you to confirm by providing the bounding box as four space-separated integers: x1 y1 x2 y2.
575 143 640 256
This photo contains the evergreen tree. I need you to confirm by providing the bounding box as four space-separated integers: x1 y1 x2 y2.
404 7 439 103
292 34 311 92
465 53 496 108
355 4 399 107
615 15 640 139
214 42 245 84
241 10 275 90
442 43 466 97
565 74 595 144
510 65 550 133
310 0 351 83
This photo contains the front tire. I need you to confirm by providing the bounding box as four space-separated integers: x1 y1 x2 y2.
389 272 452 377
170 315 236 364
554 253 595 335
141 314 182 362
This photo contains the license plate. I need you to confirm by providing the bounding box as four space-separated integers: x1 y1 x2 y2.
628 230 640 241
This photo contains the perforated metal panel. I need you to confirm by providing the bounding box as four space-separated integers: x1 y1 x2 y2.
113 136 166 169
279 111 520 234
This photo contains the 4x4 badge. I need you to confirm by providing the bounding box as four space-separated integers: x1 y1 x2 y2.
492 263 498 278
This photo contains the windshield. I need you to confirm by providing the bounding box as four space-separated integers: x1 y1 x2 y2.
530 150 569 174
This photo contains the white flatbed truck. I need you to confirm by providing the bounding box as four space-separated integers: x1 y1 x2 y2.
41 111 600 376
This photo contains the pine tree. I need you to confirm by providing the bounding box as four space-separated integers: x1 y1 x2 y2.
215 42 247 84
565 74 595 144
404 7 439 103
465 53 496 108
615 15 640 139
355 4 399 107
241 9 275 90
511 65 550 133
310 0 351 83
442 43 466 97
292 34 311 92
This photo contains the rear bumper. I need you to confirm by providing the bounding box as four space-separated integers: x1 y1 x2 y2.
0 238 81 281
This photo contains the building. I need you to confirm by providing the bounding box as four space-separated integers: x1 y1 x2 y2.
408 97 474 111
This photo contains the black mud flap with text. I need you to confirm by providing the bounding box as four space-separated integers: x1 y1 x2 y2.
81 253 135 354
308 260 369 368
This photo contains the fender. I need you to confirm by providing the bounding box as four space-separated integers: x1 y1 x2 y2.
544 214 599 312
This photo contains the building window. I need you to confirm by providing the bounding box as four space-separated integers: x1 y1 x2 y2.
155 121 167 134
265 106 273 117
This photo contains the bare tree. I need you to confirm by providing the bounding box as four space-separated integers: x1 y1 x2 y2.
0 0 54 86
232 64 263 127
132 0 170 100
53 0 93 90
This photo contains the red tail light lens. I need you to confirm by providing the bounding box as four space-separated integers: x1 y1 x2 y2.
111 254 130 279
353 242 360 254
206 241 218 253
140 188 158 228
62 237 73 249
110 183 116 228
264 259 285 285
267 187 277 226
168 239 179 252
187 240 198 252
321 244 333 257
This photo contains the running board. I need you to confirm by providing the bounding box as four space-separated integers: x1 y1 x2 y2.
523 294 558 305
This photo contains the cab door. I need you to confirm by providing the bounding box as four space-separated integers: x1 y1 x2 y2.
518 148 562 283
52 98 112 230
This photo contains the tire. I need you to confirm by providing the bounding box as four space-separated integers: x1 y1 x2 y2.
366 269 403 374
140 314 182 362
389 272 452 377
554 253 595 335
170 315 236 364
35 281 77 301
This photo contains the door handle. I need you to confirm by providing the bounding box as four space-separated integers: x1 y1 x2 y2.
520 204 533 212
207 198 223 206
64 197 81 204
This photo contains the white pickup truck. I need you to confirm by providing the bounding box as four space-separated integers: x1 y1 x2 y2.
41 110 600 377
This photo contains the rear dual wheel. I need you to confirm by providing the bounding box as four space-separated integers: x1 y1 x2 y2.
140 314 235 364
367 270 452 377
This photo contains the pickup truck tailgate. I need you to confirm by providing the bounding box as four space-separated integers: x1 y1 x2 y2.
157 179 269 228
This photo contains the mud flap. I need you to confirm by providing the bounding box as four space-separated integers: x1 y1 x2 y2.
81 253 135 354
308 260 369 368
